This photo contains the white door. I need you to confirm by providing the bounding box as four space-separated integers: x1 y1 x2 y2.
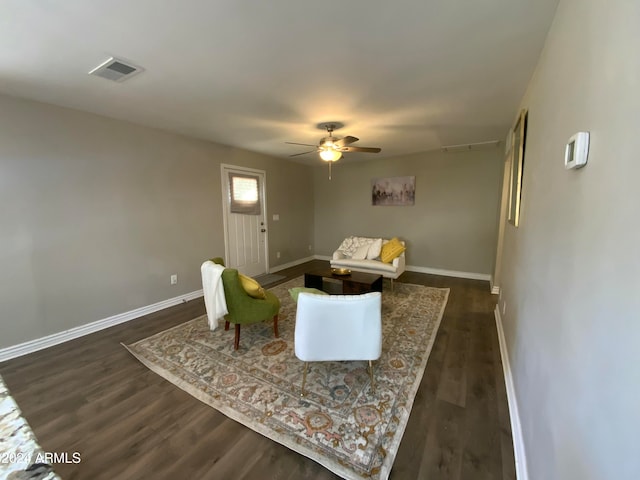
221 164 269 277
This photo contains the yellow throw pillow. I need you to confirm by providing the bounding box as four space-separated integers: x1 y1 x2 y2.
380 238 406 263
238 274 266 299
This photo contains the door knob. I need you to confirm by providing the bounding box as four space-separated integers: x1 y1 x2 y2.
261 229 266 232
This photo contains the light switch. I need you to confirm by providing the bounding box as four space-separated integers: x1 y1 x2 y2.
273 214 280 221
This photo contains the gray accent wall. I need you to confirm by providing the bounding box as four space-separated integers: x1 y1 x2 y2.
313 149 504 275
498 0 640 478
0 94 313 349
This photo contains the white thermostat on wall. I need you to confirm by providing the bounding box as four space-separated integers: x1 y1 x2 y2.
564 131 590 169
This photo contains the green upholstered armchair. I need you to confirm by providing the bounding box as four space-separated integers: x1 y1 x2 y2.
210 257 280 350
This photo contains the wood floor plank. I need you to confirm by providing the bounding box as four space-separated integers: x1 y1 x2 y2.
0 260 514 479
460 312 504 480
414 399 465 480
436 326 469 407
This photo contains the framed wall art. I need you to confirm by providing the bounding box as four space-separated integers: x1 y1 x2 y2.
508 109 528 226
371 176 415 206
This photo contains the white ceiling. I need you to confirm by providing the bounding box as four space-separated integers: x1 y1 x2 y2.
0 0 559 165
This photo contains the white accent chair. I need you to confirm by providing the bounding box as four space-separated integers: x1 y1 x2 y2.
294 292 382 395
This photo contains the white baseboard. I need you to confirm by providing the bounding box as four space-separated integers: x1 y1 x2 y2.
406 265 491 281
490 276 500 295
312 256 491 281
0 289 204 363
269 256 316 273
494 306 529 480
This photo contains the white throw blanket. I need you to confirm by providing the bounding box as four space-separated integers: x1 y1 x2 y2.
201 261 228 330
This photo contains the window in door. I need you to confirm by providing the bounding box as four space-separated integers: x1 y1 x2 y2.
229 173 260 215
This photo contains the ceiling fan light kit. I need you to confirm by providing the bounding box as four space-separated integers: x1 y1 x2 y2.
319 148 342 162
285 121 382 179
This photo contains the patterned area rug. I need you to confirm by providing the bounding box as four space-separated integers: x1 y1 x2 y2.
125 278 449 480
0 375 61 480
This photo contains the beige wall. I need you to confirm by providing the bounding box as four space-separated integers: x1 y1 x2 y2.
313 148 504 275
498 0 640 478
0 94 313 349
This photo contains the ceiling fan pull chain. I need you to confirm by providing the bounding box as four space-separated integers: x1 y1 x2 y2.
329 161 332 180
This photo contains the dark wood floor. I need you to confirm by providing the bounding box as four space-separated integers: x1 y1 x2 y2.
0 260 515 480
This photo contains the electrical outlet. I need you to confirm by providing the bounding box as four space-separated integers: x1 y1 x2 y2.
308 244 312 251
170 274 178 285
502 301 506 315
276 252 281 259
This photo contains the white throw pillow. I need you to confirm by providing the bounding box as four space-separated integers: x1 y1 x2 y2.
366 238 383 259
338 236 357 256
352 243 370 260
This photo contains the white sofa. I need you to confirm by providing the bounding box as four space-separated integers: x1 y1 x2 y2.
330 236 406 289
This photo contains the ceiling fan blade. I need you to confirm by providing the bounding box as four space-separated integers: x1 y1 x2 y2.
341 146 382 153
334 135 359 147
289 150 316 157
286 141 318 147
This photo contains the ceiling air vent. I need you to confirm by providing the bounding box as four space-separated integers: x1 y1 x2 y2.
88 57 144 82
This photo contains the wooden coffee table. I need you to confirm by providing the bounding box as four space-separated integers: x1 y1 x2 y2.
304 268 383 295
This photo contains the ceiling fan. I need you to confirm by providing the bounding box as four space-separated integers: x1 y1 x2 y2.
286 122 381 179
